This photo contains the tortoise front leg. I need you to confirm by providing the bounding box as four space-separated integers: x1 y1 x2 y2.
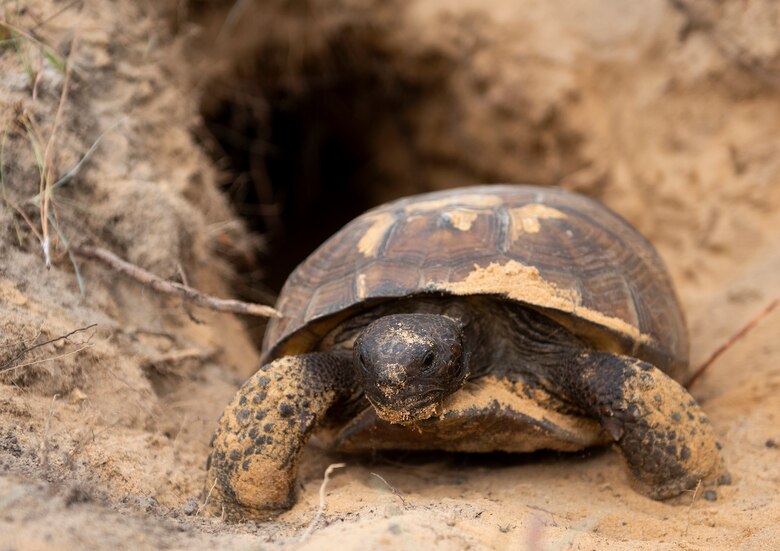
560 351 727 499
205 351 357 521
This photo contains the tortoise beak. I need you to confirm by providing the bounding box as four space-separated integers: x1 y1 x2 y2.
367 392 443 425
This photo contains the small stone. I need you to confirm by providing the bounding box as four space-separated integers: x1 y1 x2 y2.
766 439 776 448
122 495 159 512
703 490 717 502
68 388 88 405
181 497 199 516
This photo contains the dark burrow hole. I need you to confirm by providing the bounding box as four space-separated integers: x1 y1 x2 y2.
202 85 374 293
197 30 446 297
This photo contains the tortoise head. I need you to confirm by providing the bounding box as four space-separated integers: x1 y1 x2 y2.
353 313 468 425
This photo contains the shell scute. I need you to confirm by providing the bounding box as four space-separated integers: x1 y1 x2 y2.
263 185 688 380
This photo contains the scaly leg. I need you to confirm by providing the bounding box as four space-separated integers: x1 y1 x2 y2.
559 351 727 498
205 351 356 520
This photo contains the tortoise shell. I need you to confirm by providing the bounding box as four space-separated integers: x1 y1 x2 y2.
262 185 688 381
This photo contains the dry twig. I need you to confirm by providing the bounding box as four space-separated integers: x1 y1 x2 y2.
197 478 218 517
71 243 280 318
370 472 406 506
39 394 60 472
299 463 346 542
0 324 97 373
683 479 703 538
687 298 779 389
2 343 94 375
64 421 120 468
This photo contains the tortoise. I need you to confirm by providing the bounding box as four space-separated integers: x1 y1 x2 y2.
206 184 726 520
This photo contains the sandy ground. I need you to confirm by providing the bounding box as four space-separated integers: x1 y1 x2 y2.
1 0 779 549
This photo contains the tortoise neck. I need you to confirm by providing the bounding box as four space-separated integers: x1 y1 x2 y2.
493 302 584 379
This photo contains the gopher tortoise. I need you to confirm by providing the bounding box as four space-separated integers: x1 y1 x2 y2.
206 184 726 520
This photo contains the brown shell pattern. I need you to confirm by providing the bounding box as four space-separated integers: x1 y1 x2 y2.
262 185 689 381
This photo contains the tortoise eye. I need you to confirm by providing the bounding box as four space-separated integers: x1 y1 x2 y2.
358 353 368 371
422 351 435 368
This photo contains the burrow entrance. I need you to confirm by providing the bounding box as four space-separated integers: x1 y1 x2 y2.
196 15 453 294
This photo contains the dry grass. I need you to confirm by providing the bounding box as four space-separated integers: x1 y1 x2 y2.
38 393 59 472
0 324 96 374
299 463 346 542
0 7 67 93
0 6 81 275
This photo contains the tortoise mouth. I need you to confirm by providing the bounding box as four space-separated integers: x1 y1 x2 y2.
367 391 444 425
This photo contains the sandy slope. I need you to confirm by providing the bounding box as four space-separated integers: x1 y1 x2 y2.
1 0 779 549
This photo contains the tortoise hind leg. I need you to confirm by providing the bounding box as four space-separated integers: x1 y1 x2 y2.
205 351 357 521
559 351 727 499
